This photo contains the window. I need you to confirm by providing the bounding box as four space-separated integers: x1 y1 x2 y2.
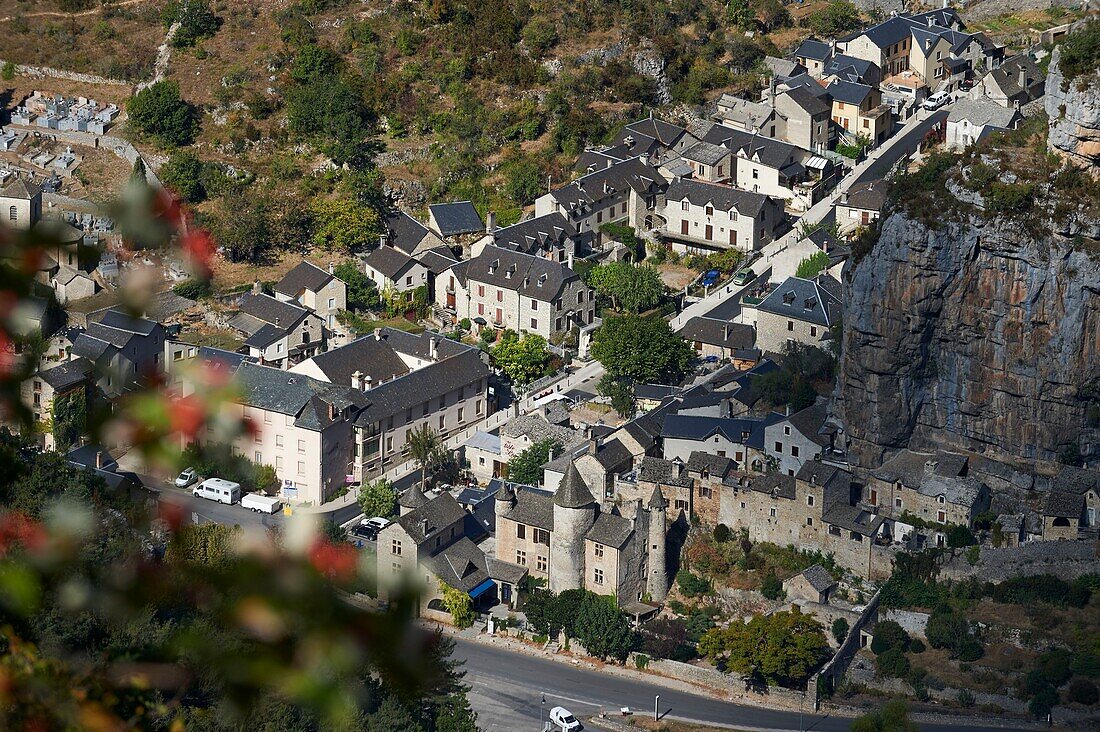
783 426 791 436
516 550 527 566
438 414 445 429
850 532 863 542
328 297 335 309
787 320 794 331
255 451 262 463
770 507 777 518
806 517 814 526
392 562 401 574
895 498 903 508
699 485 712 499
593 568 604 585
496 290 503 302
477 285 484 297
774 441 783 453
705 206 714 216
536 555 548 572
264 412 272 424
7 206 15 221
807 495 815 507
458 407 464 422
593 543 604 558
534 528 550 545
531 318 538 329
937 511 946 523
791 445 800 458
829 525 841 536
681 200 689 211
740 502 746 509
675 499 688 511
810 326 817 337
752 169 759 179
517 523 526 540
297 461 305 475
392 540 402 556
276 434 284 447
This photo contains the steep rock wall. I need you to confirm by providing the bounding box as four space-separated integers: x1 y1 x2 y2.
835 211 1100 469
1045 42 1100 174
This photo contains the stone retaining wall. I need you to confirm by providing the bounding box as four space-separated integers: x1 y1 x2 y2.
0 61 131 89
938 540 1100 582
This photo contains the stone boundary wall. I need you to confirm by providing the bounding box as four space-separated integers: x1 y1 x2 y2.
938 540 1100 582
0 61 132 89
623 653 813 711
880 608 930 639
819 589 882 691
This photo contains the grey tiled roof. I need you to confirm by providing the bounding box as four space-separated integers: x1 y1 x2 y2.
698 124 802 170
96 309 160 336
686 451 735 479
243 323 288 349
871 449 969 488
363 245 418 281
948 98 1020 129
844 180 888 212
274 261 333 297
798 564 837 593
549 157 668 214
637 456 690 487
749 473 797 500
794 38 832 61
555 462 596 508
396 492 467 544
501 413 583 447
424 537 490 593
665 178 773 218
596 438 633 470
918 473 984 508
430 201 484 237
238 292 309 328
781 85 831 117
662 413 780 450
354 348 488 424
415 246 459 275
492 213 577 255
234 361 366 430
826 79 872 106
502 486 555 530
822 503 885 536
38 357 93 391
681 316 756 350
785 399 832 447
682 140 731 166
301 334 410 386
386 211 433 254
824 54 878 84
399 483 430 510
486 555 529 584
624 117 689 147
71 333 116 361
85 321 136 349
756 276 840 328
447 245 583 302
586 512 634 548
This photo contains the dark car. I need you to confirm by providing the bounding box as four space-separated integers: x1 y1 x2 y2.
732 268 757 286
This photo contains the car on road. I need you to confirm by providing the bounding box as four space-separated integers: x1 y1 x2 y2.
351 516 391 542
174 468 197 488
731 268 756 286
193 478 241 505
958 78 975 91
922 90 950 110
549 706 582 731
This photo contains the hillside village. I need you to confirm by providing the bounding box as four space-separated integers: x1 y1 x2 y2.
0 0 1098 730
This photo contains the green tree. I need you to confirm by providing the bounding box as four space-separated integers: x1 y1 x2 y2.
310 195 382 252
126 81 197 147
726 0 755 28
698 607 829 686
592 315 693 383
522 18 559 57
805 1 862 37
509 438 557 486
851 699 917 732
761 571 786 601
166 0 220 48
946 524 977 548
50 390 86 453
502 154 545 207
207 190 273 263
490 330 552 384
408 424 442 490
165 523 240 566
870 620 910 655
598 375 635 418
573 591 635 662
876 647 910 678
439 580 475 628
334 260 379 311
832 617 849 644
130 157 147 186
159 151 206 202
291 42 342 83
795 251 830 279
588 262 663 313
1 61 15 80
357 477 398 519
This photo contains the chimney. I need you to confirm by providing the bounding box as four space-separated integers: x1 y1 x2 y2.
328 402 336 421
927 15 934 26
723 323 731 340
942 0 948 7
1018 67 1027 91
567 252 575 270
252 280 261 295
588 440 598 456
429 336 438 359
95 450 104 469
374 327 383 341
328 261 335 274
365 374 373 389
352 369 364 390
486 211 496 233
767 76 777 108
274 316 280 326
420 518 429 536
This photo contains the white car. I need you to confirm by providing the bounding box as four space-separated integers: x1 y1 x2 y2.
549 706 582 731
922 90 950 110
174 468 197 488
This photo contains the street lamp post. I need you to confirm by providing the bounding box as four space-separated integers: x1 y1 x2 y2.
540 693 546 731
654 694 659 722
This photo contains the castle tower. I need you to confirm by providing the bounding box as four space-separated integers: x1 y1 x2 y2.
646 485 669 602
550 461 597 593
494 481 516 524
397 482 429 516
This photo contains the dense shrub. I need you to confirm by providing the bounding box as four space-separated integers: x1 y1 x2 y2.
1067 677 1099 706
1056 20 1100 82
713 524 731 543
909 638 925 654
676 569 712 598
172 278 212 300
127 81 197 147
831 618 849 644
761 572 785 601
870 620 910 655
876 647 910 679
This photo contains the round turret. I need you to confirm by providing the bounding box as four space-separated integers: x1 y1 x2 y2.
549 461 597 593
646 485 669 602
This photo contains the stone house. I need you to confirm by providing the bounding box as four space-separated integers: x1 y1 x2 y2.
462 430 503 484
784 564 838 604
793 38 833 78
361 245 429 294
714 93 786 140
494 461 669 605
616 456 694 520
973 53 1043 108
438 245 595 340
383 210 447 257
751 275 842 355
0 177 43 230
1041 491 1085 541
534 157 668 251
946 98 1022 150
500 412 586 466
836 181 888 233
230 292 326 369
764 398 835 476
274 261 347 331
823 54 881 86
79 310 166 386
661 413 780 472
773 86 833 153
480 212 578 264
680 316 756 360
573 438 636 501
865 449 989 527
19 357 92 449
428 201 485 244
680 140 735 183
659 178 787 254
603 117 699 160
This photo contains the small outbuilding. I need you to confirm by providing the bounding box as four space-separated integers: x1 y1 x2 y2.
783 564 837 604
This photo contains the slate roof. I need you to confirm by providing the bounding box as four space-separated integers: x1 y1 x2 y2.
486 555 529 584
501 485 555 530
750 473 797 500
415 246 460 275
648 484 669 509
446 245 581 302
681 316 756 350
822 503 885 535
71 333 116 361
299 334 410 386
636 456 690 487
96 309 160 337
785 399 832 447
363 245 419 281
1 177 41 199
844 180 888 212
501 413 583 447
918 473 984 508
464 430 501 455
274 261 333 297
555 462 596 508
243 324 287 349
635 384 683 401
871 449 969 488
985 54 1042 100
798 564 837 593
238 293 309 328
803 225 839 251
661 413 778 450
397 492 468 544
424 537 490 593
682 140 733 165
851 16 917 50
385 210 434 254
826 79 873 106
586 512 634 548
67 444 119 472
381 327 472 362
686 451 735 478
824 54 879 85
85 321 137 350
948 98 1021 129
354 348 489 424
399 483 430 510
234 361 366 430
430 201 484 237
1043 491 1084 519
756 276 840 328
624 117 689 147
764 56 806 79
780 85 831 117
548 157 667 214
698 124 802 169
794 38 832 61
39 357 93 391
492 213 577 255
665 178 773 218
596 439 633 471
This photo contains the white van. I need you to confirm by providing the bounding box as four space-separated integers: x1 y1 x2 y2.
193 478 241 505
241 493 282 514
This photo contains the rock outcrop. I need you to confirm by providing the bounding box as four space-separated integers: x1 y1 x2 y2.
1045 41 1100 175
836 210 1100 470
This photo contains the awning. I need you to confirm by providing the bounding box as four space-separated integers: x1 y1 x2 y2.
473 317 487 325
469 578 496 599
806 155 829 169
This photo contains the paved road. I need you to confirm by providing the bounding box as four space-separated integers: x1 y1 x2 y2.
453 637 1031 732
148 476 284 529
851 110 948 187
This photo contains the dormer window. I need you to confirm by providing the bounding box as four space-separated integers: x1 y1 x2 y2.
783 291 796 305
804 298 816 310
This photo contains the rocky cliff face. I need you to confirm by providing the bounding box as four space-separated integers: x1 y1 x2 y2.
836 209 1100 470
1045 43 1100 174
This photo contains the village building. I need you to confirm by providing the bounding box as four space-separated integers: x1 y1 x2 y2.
361 245 429 294
229 292 326 369
479 212 578 263
793 38 834 78
383 210 448 257
865 449 989 527
680 316 756 360
763 399 835 476
428 201 485 244
826 79 894 147
784 564 838 604
659 178 787 254
972 53 1042 108
836 180 888 233
946 98 1023 150
273 261 347 330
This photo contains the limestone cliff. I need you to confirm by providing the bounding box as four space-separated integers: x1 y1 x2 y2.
835 195 1100 471
1045 35 1100 174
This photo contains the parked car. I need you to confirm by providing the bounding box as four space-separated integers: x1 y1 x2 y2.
731 268 756 286
193 478 241 505
174 468 197 488
922 90 950 110
958 78 975 91
550 706 582 731
351 517 391 542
